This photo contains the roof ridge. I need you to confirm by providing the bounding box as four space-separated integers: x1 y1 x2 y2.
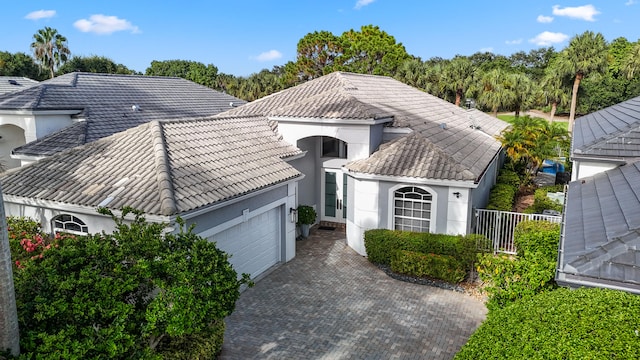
149 121 177 215
583 122 640 153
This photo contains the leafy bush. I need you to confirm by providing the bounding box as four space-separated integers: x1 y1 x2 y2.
156 319 225 359
296 205 317 225
455 288 640 359
476 220 560 310
523 185 564 214
10 208 251 359
486 183 516 211
391 250 467 283
496 170 520 187
364 229 490 272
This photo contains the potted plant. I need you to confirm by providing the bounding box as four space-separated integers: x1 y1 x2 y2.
297 205 317 238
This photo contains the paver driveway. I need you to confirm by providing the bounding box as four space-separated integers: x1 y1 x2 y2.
219 229 487 360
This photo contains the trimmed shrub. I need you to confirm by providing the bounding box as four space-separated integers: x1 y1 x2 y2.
364 229 490 272
455 288 640 359
486 183 516 211
156 319 225 359
496 169 520 187
391 250 467 283
476 220 560 310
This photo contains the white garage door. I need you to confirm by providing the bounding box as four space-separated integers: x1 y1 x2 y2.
210 207 281 279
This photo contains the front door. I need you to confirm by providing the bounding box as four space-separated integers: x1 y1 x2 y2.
322 169 347 223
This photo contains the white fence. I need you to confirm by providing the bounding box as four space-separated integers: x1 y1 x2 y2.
474 209 562 254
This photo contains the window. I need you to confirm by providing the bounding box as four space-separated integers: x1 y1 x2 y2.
393 186 433 232
52 214 89 235
321 137 347 158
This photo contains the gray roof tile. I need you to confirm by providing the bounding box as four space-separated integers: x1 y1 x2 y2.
219 72 508 181
3 72 246 157
573 95 640 158
0 77 39 95
560 161 640 288
1 116 302 216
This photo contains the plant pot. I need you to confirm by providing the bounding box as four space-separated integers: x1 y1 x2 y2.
300 223 310 238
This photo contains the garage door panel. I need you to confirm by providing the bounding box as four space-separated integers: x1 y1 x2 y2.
209 207 280 279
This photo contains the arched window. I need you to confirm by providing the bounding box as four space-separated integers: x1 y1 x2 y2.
52 214 89 235
393 186 433 232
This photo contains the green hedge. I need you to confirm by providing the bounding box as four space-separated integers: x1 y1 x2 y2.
391 250 467 283
156 319 225 359
364 229 491 273
496 170 520 187
455 288 640 359
476 220 560 310
486 183 516 211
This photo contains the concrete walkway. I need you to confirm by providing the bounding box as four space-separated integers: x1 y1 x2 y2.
219 229 487 360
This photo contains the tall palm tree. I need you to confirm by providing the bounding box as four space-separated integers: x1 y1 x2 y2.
505 72 534 117
30 27 70 79
441 56 474 106
557 31 608 132
0 183 20 356
540 61 570 122
478 68 514 117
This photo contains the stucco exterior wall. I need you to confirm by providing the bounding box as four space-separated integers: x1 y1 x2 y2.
572 159 619 180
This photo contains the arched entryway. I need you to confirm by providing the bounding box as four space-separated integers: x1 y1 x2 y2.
0 124 26 169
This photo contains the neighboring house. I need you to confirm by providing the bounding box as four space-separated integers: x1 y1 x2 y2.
0 77 39 95
558 95 640 293
557 161 640 293
0 116 302 280
570 95 640 180
0 72 245 169
218 72 509 255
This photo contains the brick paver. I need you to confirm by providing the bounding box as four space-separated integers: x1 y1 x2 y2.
219 229 487 359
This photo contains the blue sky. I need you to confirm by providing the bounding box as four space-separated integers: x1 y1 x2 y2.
3 1 639 76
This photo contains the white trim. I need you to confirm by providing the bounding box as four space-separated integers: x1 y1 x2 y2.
387 183 437 233
343 169 478 188
0 109 83 116
9 153 47 161
269 116 393 126
283 151 307 162
197 198 285 238
382 127 413 135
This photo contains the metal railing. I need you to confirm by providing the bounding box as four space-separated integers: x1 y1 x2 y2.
474 209 562 254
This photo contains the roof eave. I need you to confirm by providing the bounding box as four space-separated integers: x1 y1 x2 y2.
269 116 394 126
342 169 478 188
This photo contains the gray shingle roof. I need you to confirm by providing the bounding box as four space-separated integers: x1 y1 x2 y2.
220 72 508 181
2 72 246 157
0 77 39 95
572 95 640 159
1 116 301 216
559 161 640 291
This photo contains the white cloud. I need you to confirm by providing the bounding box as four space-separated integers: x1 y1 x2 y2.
529 31 570 46
479 47 494 53
73 14 140 35
255 50 282 62
537 15 554 23
626 0 636 5
354 0 375 9
552 5 600 21
25 10 56 20
506 39 523 45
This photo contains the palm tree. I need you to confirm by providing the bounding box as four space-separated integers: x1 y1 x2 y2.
477 68 514 117
540 60 570 122
505 72 534 117
30 27 70 79
622 42 640 80
557 31 608 132
441 56 474 106
0 183 20 356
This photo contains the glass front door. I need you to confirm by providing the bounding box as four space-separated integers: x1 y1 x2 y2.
322 169 347 222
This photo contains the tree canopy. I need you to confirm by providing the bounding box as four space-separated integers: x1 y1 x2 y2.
30 27 70 79
58 55 139 75
145 60 219 88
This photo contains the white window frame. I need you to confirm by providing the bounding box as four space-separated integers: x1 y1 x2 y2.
52 214 89 236
388 184 437 233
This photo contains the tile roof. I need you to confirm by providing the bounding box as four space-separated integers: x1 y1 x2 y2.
558 161 640 292
220 72 508 181
0 77 39 95
1 116 302 216
2 72 246 157
572 95 640 159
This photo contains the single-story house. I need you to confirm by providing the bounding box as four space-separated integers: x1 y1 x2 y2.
217 72 509 255
1 116 302 280
558 94 640 293
0 72 245 169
